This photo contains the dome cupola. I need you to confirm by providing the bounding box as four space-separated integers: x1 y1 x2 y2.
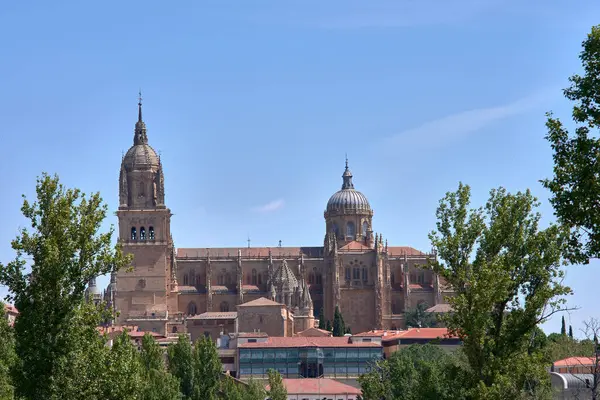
325 159 372 216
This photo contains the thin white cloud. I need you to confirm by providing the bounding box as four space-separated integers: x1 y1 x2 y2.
253 199 285 213
384 88 557 150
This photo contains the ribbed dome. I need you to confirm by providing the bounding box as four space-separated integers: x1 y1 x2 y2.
273 260 299 291
123 144 159 171
327 189 371 212
326 159 372 214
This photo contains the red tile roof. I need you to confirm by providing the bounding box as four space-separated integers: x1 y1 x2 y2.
266 379 362 395
554 357 595 367
177 247 324 259
238 336 380 348
188 312 237 320
339 241 372 251
387 246 426 256
237 332 269 338
353 328 458 342
295 327 333 337
237 297 282 307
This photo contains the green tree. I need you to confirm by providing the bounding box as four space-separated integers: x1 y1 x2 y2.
332 306 346 337
561 316 567 336
220 374 243 400
0 173 129 400
168 335 195 398
429 183 570 398
542 25 600 264
139 334 181 400
318 308 326 329
243 378 267 400
569 325 574 339
266 369 287 400
0 302 16 399
325 320 332 332
103 330 145 400
192 335 222 400
405 302 438 328
359 344 468 400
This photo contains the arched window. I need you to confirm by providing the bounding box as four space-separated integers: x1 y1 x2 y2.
345 267 351 281
362 267 368 282
332 223 340 238
252 269 257 285
225 273 231 285
346 221 355 238
218 273 224 285
308 273 315 284
189 270 195 285
220 302 229 312
362 221 369 236
196 275 202 286
353 267 360 280
140 227 146 240
258 273 263 285
188 302 197 315
183 274 189 285
131 227 137 240
316 273 322 285
149 226 155 240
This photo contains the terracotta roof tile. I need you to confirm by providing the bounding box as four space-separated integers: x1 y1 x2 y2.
339 241 372 251
177 247 325 259
188 312 237 320
266 379 362 395
237 332 269 338
387 246 427 256
295 327 333 337
237 297 282 307
399 328 456 340
238 336 380 348
554 357 595 367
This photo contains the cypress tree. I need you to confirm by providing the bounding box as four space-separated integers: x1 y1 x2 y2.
333 306 346 337
326 320 332 332
569 325 573 339
561 316 566 336
318 308 326 330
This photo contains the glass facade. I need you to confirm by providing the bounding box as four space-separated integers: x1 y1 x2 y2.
238 347 382 379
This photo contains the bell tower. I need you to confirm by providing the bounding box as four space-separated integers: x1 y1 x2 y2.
114 94 174 333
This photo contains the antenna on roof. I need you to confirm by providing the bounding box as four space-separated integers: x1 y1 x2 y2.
247 235 251 249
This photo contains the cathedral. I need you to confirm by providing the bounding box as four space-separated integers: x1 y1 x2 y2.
106 100 453 335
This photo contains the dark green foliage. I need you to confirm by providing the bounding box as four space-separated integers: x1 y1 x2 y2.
325 320 332 332
140 334 181 400
266 369 287 400
561 316 567 336
103 331 145 399
332 306 346 337
0 174 129 400
359 344 468 400
192 336 222 400
429 183 570 398
569 325 574 339
168 335 196 398
318 308 326 329
405 302 438 328
542 25 600 263
220 375 243 400
0 302 16 399
243 378 267 400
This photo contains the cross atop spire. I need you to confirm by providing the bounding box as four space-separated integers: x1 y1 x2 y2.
138 90 143 122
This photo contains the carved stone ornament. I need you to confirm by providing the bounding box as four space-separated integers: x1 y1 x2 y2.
119 166 128 206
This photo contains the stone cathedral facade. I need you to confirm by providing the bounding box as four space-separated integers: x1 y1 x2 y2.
109 101 453 335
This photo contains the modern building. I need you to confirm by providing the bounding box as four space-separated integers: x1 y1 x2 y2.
106 99 454 336
237 336 382 380
549 372 593 400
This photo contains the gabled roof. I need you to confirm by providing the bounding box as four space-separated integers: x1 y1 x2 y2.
295 327 333 337
339 241 372 251
554 357 595 367
237 297 282 307
387 246 427 256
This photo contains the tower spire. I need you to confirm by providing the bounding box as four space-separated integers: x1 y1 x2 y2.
342 155 354 190
138 90 143 122
133 91 148 146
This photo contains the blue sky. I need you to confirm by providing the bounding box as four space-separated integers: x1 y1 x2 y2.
1 0 599 336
